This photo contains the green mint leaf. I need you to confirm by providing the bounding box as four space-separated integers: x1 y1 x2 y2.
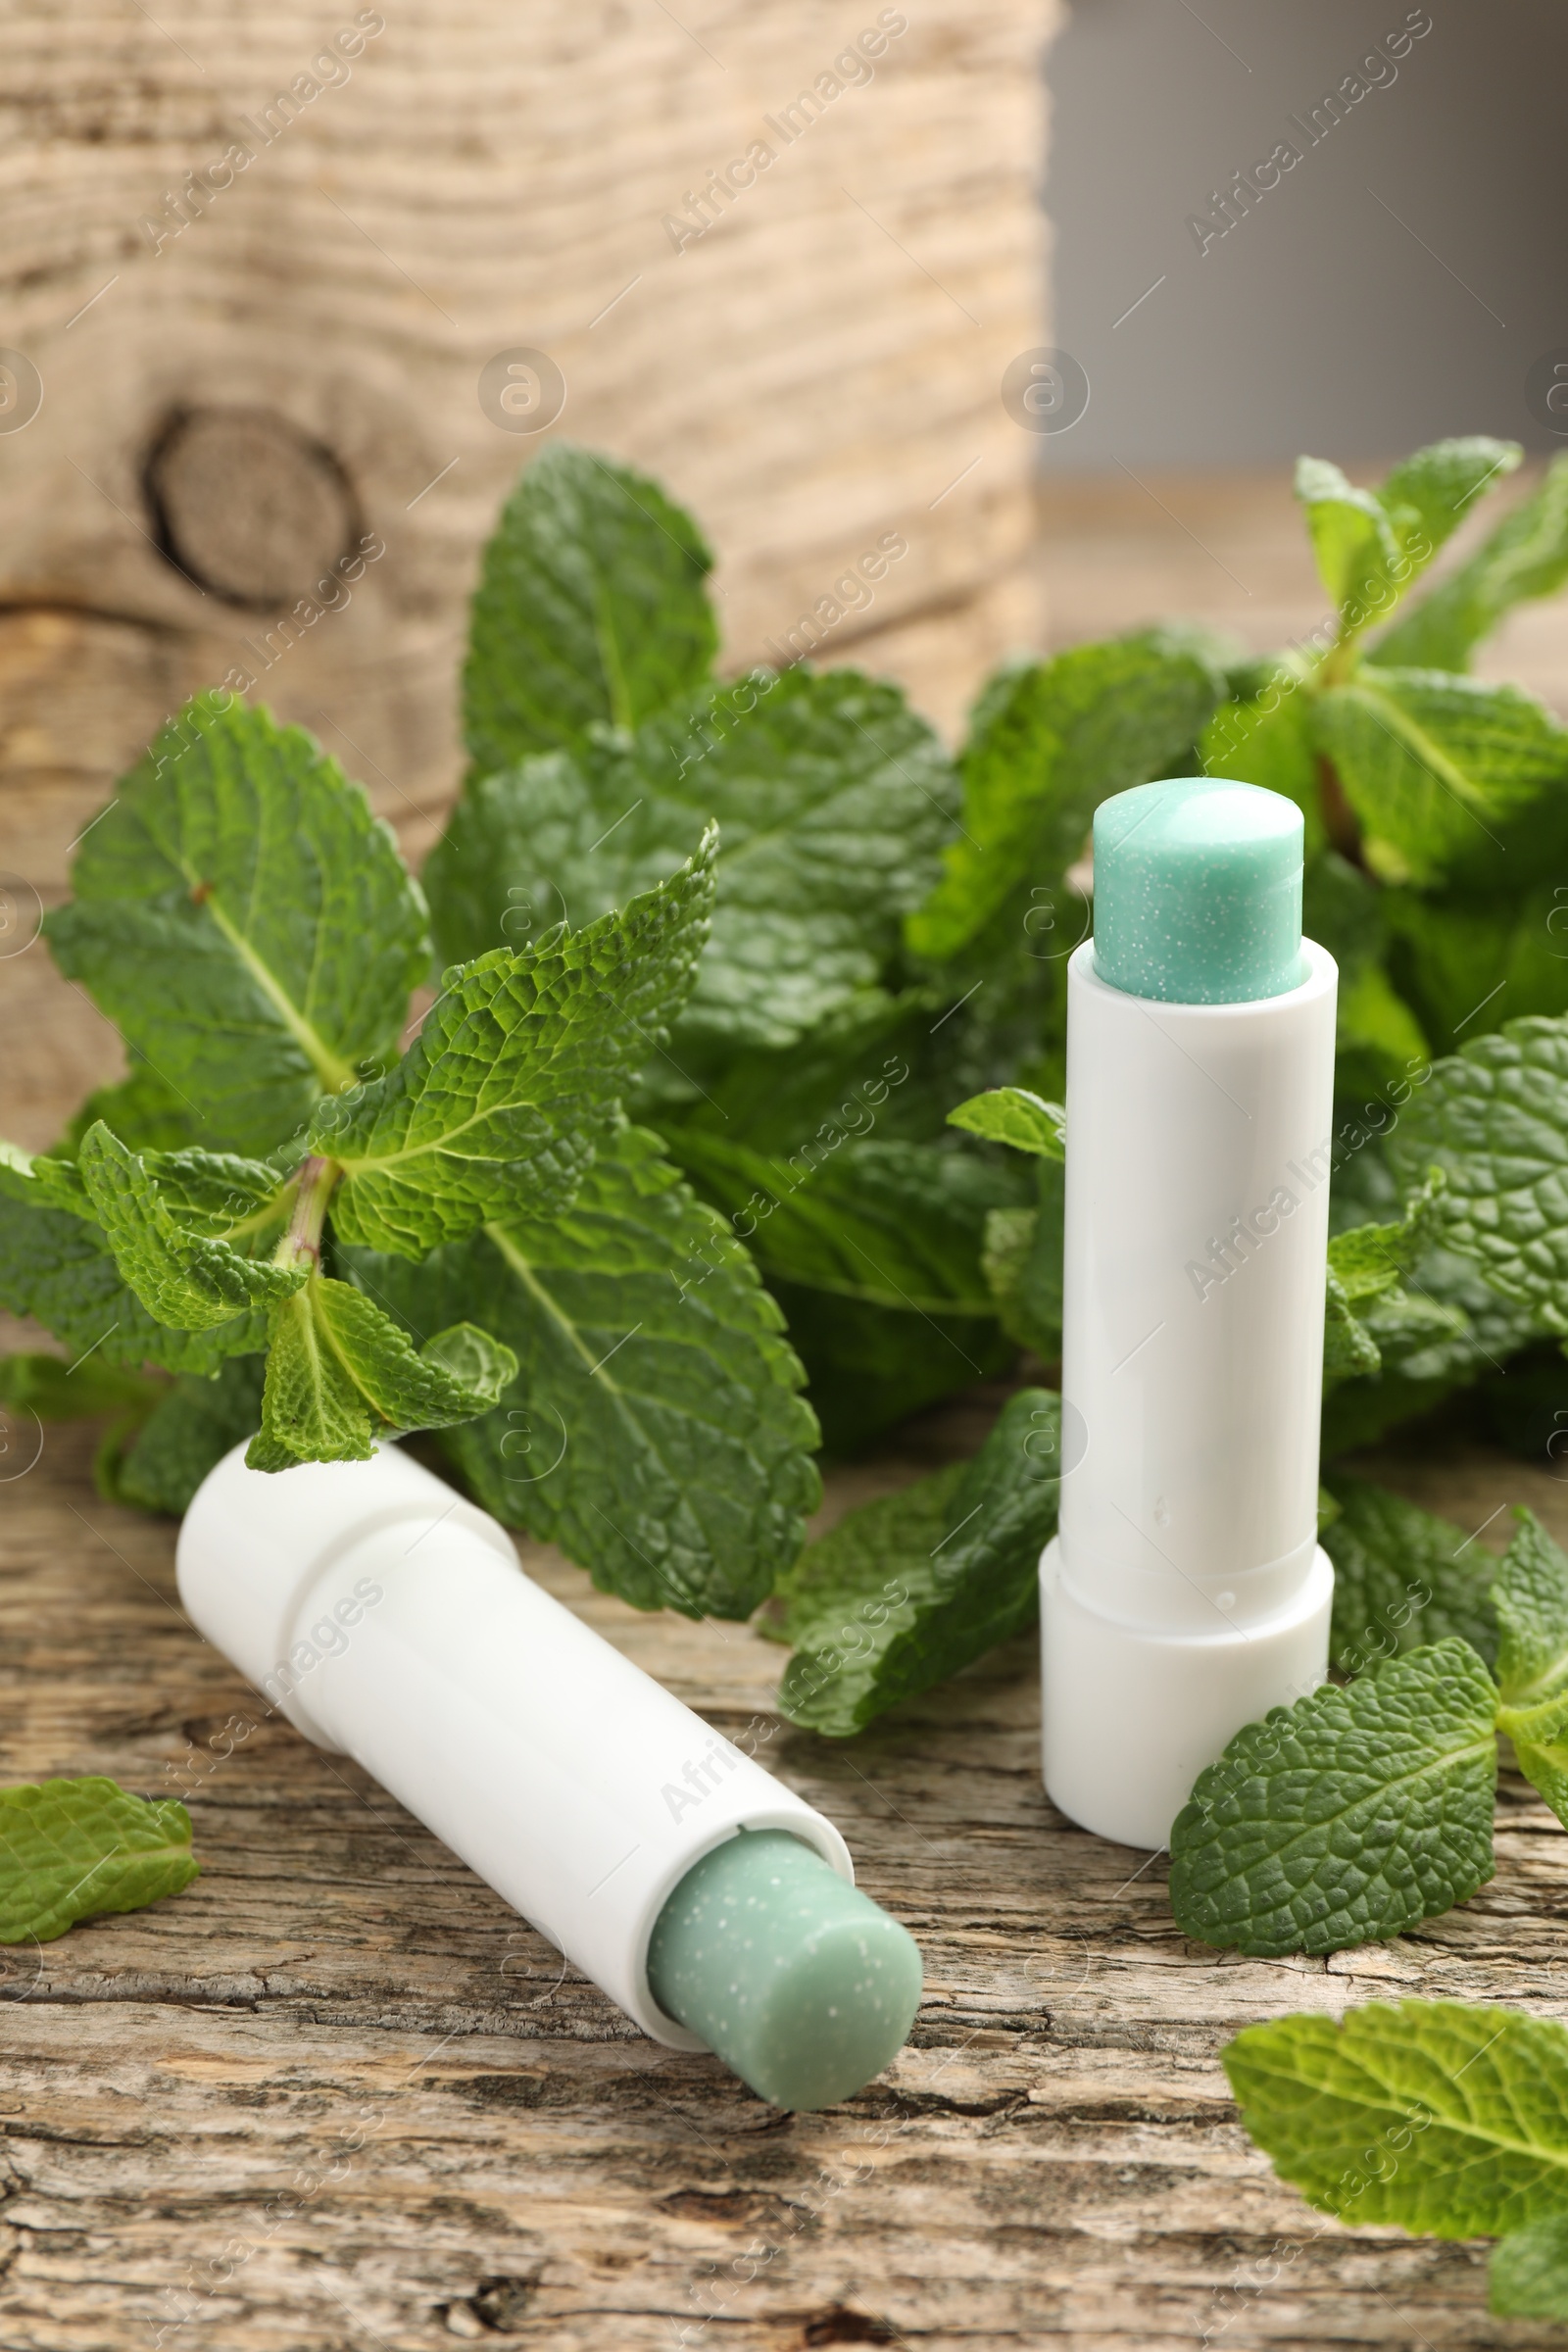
0 1155 260 1375
664 1131 1018 1315
1491 2217 1568 2319
0 1776 199 1942
320 836 716 1257
1376 436 1521 570
946 1086 1064 1159
427 666 958 1055
347 1122 820 1621
1200 661 1325 855
766 1280 1015 1457
1321 1474 1498 1677
54 1063 211 1156
907 629 1222 962
1386 1018 1568 1331
767 1466 963 1649
981 1165 1064 1359
1374 452 1568 671
1384 885 1568 1058
1169 1641 1499 1956
1491 1507 1568 1705
1223 2000 1568 2238
464 443 717 770
1322 1266 1383 1383
0 1350 159 1422
76 1124 300 1331
1327 1170 1446 1303
248 1279 517 1470
1313 669 1568 887
44 696 430 1154
97 1355 266 1516
778 1390 1063 1736
1295 455 1404 631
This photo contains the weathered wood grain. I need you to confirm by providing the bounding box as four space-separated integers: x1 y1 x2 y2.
6 1410 1568 2350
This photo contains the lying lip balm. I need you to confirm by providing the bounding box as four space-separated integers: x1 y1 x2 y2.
1041 776 1338 1851
177 1443 922 2109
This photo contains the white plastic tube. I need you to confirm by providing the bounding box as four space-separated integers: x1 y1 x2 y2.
177 1443 851 2046
1041 936 1339 1849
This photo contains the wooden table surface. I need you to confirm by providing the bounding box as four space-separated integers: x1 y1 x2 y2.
8 471 1568 2350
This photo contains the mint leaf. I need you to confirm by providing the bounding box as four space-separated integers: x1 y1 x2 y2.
44 696 429 1154
0 1155 260 1375
765 1280 1015 1456
664 1132 1017 1315
1200 662 1325 854
464 443 717 770
427 666 957 1055
1387 1017 1568 1330
777 1390 1062 1735
77 1125 300 1331
99 1355 266 1515
1223 2000 1568 2237
1377 436 1521 568
320 836 715 1256
1375 452 1568 671
1490 2216 1568 2319
1296 456 1404 630
1490 1509 1568 1827
1314 669 1568 886
1169 1641 1499 1956
0 1776 199 1942
248 1280 516 1470
1322 1267 1383 1383
1321 1475 1498 1677
907 630 1222 962
768 1467 963 1648
55 1062 210 1156
0 1350 158 1421
981 1167 1064 1358
947 1087 1064 1159
1327 1170 1446 1303
348 1123 820 1621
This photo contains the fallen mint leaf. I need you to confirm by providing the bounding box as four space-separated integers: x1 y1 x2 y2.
0 1777 199 1943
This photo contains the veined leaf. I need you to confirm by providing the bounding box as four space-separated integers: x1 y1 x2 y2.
1376 437 1521 568
77 1124 300 1331
347 1122 820 1621
464 443 717 769
319 837 716 1256
907 629 1223 961
1224 2000 1568 2239
1491 1509 1568 1828
1169 1641 1499 1956
55 1062 211 1156
1320 1474 1498 1677
1387 1016 1568 1332
1491 2216 1568 2319
1327 1170 1446 1303
248 1280 515 1470
44 696 429 1154
0 1151 262 1374
1374 451 1568 671
766 1467 962 1648
1296 455 1404 630
0 1777 199 1943
777 1390 1063 1736
947 1086 1064 1160
1314 669 1568 886
427 665 958 1055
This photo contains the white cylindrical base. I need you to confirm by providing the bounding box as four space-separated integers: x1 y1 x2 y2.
1040 1536 1334 1850
177 1444 851 2048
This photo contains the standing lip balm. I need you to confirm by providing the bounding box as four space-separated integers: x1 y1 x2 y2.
1041 776 1338 1851
177 1442 922 2111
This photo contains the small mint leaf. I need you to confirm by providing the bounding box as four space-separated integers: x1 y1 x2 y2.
1295 455 1403 630
1169 1641 1499 1956
1375 437 1521 573
1327 1170 1446 1303
248 1278 517 1470
77 1124 300 1332
320 836 716 1258
464 443 717 768
1224 2000 1568 2239
947 1087 1065 1160
0 1776 199 1942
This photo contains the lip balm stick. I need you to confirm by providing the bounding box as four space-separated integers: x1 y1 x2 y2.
1040 776 1338 1851
177 1443 921 2110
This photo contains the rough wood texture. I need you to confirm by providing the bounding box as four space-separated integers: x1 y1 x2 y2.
0 0 1054 913
6 1411 1568 2352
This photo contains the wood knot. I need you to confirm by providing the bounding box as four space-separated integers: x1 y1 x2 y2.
144 405 362 609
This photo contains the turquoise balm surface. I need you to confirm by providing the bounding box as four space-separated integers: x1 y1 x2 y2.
647 1830 923 2111
1092 777 1304 1004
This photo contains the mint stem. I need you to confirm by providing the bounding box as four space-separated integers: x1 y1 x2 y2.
276 1154 338 1271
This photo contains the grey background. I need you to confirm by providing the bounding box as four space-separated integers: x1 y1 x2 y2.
1044 0 1568 467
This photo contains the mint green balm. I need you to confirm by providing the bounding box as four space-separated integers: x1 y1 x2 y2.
1092 777 1304 1004
647 1830 923 2110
